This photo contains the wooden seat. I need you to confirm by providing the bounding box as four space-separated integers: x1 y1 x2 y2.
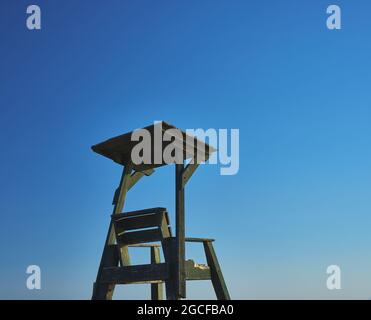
94 207 229 299
113 207 171 248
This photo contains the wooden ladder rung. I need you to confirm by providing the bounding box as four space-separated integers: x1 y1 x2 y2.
100 263 169 284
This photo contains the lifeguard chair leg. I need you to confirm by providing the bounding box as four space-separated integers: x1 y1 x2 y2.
162 237 177 300
150 246 164 300
92 241 119 299
203 241 231 300
92 164 133 300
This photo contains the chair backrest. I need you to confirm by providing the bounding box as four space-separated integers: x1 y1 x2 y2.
112 207 172 246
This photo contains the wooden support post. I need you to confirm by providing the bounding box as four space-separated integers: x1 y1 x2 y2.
92 162 133 300
175 163 186 299
150 247 164 300
162 237 177 300
203 241 231 300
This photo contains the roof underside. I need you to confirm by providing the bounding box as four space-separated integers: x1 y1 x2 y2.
91 122 216 171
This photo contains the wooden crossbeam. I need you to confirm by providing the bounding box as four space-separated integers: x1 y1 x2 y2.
100 263 169 284
185 237 215 243
181 163 199 187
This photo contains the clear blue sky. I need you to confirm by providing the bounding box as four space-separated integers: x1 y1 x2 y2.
1 0 371 299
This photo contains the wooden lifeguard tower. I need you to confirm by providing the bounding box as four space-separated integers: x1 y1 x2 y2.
91 122 230 300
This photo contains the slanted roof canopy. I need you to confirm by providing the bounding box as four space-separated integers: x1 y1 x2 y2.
91 121 216 171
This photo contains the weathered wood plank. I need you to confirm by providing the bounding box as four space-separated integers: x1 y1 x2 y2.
160 214 171 238
151 247 164 300
162 237 177 300
113 207 167 218
100 263 169 284
128 243 161 248
175 163 186 299
117 228 163 245
114 212 165 234
185 237 215 243
203 241 230 300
